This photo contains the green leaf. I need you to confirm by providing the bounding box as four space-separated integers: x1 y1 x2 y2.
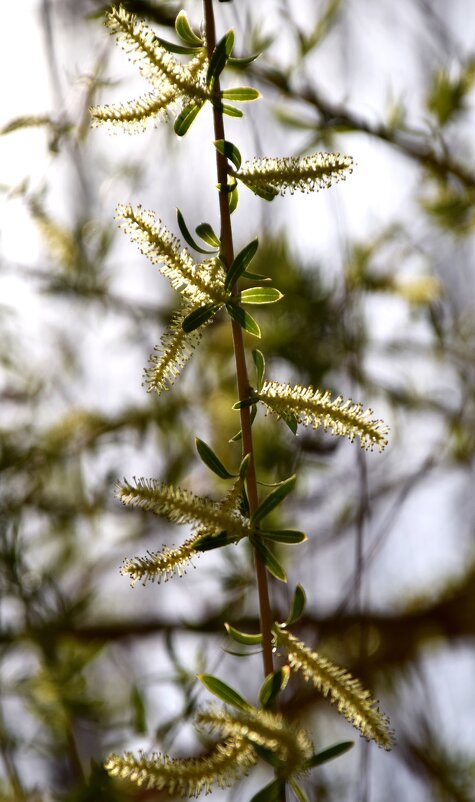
250 744 281 769
176 209 216 254
251 475 296 525
192 530 238 551
214 139 242 171
195 222 220 249
195 438 234 479
239 452 251 480
289 778 309 802
240 287 283 304
238 179 279 201
130 685 147 734
225 623 263 645
242 270 270 282
197 673 250 712
252 536 287 582
252 349 265 391
155 35 202 55
229 185 239 214
249 778 286 802
222 87 261 101
285 584 307 627
281 411 299 435
259 665 290 708
225 239 259 292
228 53 260 68
207 30 234 87
174 101 203 136
259 529 307 544
182 303 221 333
222 103 244 118
232 395 261 410
229 406 257 442
305 741 354 768
226 303 261 337
175 10 203 47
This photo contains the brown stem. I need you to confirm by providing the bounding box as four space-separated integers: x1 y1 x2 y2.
203 0 274 679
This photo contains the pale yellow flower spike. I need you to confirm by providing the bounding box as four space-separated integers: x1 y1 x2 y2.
116 478 253 540
115 203 225 305
273 626 394 750
104 736 256 797
196 705 313 777
259 380 389 451
237 152 354 195
121 534 200 587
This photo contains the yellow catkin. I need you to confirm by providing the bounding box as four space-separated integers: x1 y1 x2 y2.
237 152 354 195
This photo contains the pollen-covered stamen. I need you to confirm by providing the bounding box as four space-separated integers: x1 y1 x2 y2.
90 89 175 133
121 535 200 586
115 204 225 304
236 152 354 195
259 380 389 451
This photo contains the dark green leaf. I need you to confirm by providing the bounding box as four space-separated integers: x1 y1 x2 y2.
195 222 220 248
259 665 290 708
281 411 299 435
176 208 216 254
192 530 238 551
251 475 296 525
228 53 260 68
239 482 250 518
182 303 220 333
225 239 259 292
130 685 147 734
226 303 261 337
175 10 203 47
285 584 307 627
242 270 270 282
225 623 263 645
251 536 287 582
259 529 307 544
249 779 286 802
155 35 202 55
222 87 261 101
232 395 261 410
306 741 354 768
195 438 234 479
207 30 234 87
252 349 265 391
214 139 242 171
239 453 251 481
250 743 281 768
174 101 203 136
240 287 283 304
222 103 244 118
197 673 250 711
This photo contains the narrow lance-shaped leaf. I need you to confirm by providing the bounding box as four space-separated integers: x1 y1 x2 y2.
225 623 263 645
251 536 287 583
198 674 251 712
175 10 203 47
182 303 221 333
154 35 202 55
252 474 296 525
196 438 234 479
207 30 234 87
252 349 266 391
177 208 217 254
222 104 244 118
174 100 204 136
214 138 242 171
240 287 283 304
259 529 307 544
226 303 261 338
225 239 259 291
306 741 354 768
250 779 286 802
195 222 221 248
259 665 290 708
222 87 261 101
284 584 307 627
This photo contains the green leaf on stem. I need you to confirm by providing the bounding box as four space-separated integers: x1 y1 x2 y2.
233 395 261 410
155 36 202 55
225 239 259 291
249 778 286 802
252 349 265 391
207 30 234 87
242 270 270 282
251 536 287 582
175 10 203 47
259 665 290 708
229 406 257 442
222 104 243 118
228 53 260 68
284 584 307 627
305 741 354 768
259 529 307 544
224 623 263 645
229 184 239 214
222 87 261 101
251 475 296 525
281 411 299 435
226 303 261 338
192 530 237 551
177 209 216 254
197 673 250 712
182 303 221 332
239 180 279 201
195 438 234 479
240 287 283 304
214 139 242 171
195 222 220 248
251 744 281 769
174 101 203 136
239 452 251 480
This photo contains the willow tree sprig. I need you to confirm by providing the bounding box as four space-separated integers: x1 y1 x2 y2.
104 736 257 796
273 625 394 751
253 379 389 451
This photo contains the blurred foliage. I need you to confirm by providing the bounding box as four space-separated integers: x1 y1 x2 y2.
1 0 475 800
